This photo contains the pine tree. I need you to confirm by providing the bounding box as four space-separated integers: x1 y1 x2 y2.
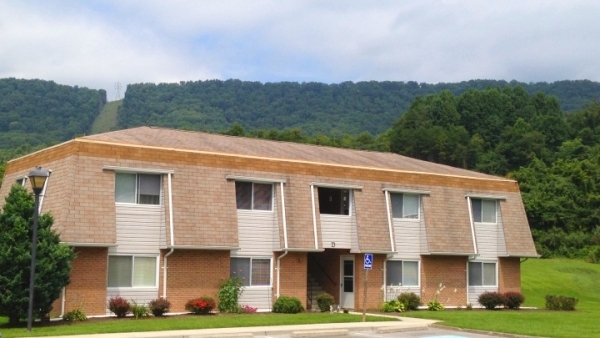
0 185 75 325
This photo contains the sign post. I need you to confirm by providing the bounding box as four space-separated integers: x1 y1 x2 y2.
363 253 373 322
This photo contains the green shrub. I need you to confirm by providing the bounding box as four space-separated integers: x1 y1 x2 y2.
315 292 334 312
427 300 444 311
380 300 405 312
149 297 171 317
586 245 600 263
503 291 525 309
108 297 131 318
62 309 87 322
131 300 150 319
397 292 421 311
545 295 578 311
273 296 304 313
218 277 244 313
478 291 505 310
185 296 216 314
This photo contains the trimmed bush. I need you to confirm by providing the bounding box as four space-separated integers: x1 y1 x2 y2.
315 292 335 312
503 291 525 309
545 295 578 311
149 297 171 317
185 296 216 314
478 292 505 310
398 292 421 311
273 296 304 313
108 297 131 318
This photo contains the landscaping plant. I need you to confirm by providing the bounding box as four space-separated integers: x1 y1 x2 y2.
131 300 150 319
149 297 171 317
503 291 525 309
108 297 131 318
478 291 505 310
62 309 87 322
398 292 421 311
217 276 244 313
185 296 216 314
273 296 304 313
315 292 334 312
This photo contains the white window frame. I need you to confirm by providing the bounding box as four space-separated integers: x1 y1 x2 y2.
115 173 162 205
468 261 497 287
235 181 274 212
107 255 159 288
230 257 272 287
390 193 420 220
15 176 27 187
471 198 497 224
317 187 353 217
385 260 420 287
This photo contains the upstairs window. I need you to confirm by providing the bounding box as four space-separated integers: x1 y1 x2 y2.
391 193 420 219
471 199 496 223
15 177 27 187
235 181 273 210
318 187 350 215
115 173 161 205
386 260 419 286
468 262 496 286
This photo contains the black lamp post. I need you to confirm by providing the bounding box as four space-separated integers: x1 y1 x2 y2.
27 167 49 332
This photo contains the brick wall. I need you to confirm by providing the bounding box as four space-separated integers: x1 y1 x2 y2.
162 250 229 312
498 257 521 293
61 247 108 316
421 255 468 306
275 252 307 307
354 253 386 310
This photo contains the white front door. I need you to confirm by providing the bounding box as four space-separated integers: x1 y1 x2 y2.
340 255 354 309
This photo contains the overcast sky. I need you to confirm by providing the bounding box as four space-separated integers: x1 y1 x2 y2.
1 0 599 101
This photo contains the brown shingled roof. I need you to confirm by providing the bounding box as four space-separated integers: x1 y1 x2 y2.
82 126 507 181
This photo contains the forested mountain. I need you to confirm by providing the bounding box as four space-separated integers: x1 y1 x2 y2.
117 79 600 135
0 78 106 160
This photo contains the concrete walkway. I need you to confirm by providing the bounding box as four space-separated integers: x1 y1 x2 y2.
30 315 438 338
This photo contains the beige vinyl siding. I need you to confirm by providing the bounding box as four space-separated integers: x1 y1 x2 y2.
393 219 421 259
239 286 273 312
232 196 280 256
320 214 353 249
474 201 506 259
113 204 166 254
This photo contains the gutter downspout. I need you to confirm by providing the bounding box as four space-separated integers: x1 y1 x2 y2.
60 287 66 317
383 191 396 302
276 182 288 299
310 184 318 250
162 173 175 299
466 196 477 306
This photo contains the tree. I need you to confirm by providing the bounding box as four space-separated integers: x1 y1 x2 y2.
0 185 75 325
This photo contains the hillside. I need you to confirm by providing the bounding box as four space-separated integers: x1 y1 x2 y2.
0 78 107 160
117 79 600 135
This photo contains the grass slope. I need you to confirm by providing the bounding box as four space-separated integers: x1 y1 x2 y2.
90 100 122 134
405 258 600 338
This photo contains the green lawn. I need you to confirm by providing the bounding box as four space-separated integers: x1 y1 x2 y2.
0 312 395 337
403 258 600 338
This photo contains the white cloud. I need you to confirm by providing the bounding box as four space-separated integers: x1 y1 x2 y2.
1 0 599 100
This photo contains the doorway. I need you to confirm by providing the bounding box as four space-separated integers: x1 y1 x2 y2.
340 255 354 309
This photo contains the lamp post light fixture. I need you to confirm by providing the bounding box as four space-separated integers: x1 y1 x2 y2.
26 166 50 332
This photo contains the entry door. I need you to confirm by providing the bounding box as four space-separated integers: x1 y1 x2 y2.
340 256 354 309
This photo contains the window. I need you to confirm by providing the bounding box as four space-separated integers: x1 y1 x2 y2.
386 260 419 286
115 173 161 205
230 257 271 286
471 199 496 223
468 262 496 286
318 188 350 215
15 178 27 186
107 256 157 287
235 181 272 210
391 193 419 219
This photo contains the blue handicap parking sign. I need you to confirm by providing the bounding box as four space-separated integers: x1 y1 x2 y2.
364 253 373 269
